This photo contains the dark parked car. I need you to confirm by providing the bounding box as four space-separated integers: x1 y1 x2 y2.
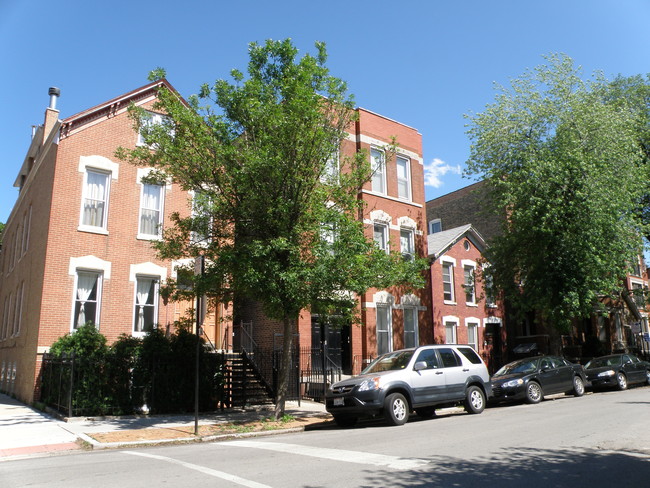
585 354 650 390
325 345 491 427
490 355 586 404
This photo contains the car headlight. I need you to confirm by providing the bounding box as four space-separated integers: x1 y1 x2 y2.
598 370 616 378
501 378 524 388
358 377 381 392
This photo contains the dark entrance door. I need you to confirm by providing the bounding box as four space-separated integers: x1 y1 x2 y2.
311 315 351 375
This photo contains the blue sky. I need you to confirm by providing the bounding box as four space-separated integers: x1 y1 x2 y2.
2 0 650 224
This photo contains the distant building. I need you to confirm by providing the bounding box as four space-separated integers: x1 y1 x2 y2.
427 224 505 371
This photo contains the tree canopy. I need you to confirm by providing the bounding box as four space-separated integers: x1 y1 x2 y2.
117 39 425 416
465 54 649 330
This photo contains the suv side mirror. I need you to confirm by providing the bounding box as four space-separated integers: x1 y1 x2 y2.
414 361 428 371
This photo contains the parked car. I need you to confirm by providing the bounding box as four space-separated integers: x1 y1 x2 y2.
490 355 586 405
584 354 650 390
325 344 491 427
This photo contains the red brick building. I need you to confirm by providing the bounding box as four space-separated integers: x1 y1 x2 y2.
0 81 229 403
237 108 431 375
427 224 505 371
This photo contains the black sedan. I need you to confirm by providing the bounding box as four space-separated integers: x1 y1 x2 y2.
585 354 650 390
490 355 586 404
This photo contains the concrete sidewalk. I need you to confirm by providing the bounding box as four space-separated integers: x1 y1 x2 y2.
0 393 330 460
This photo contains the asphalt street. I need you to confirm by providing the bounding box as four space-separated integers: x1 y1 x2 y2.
1 386 649 488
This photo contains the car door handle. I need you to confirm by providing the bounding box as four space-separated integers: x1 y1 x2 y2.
463 368 470 372
435 371 444 375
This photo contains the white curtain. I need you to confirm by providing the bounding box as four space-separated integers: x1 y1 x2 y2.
83 172 107 226
140 184 161 235
76 273 96 327
135 279 151 332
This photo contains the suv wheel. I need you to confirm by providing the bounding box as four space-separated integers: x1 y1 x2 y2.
384 393 409 426
464 386 486 414
525 381 542 404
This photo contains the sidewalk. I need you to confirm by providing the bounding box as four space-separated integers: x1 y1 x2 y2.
0 393 331 460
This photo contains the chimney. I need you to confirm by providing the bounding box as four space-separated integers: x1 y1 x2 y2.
43 86 60 145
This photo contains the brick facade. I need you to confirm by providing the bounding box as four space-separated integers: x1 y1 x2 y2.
0 81 226 403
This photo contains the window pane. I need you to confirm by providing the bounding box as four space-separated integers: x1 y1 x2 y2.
404 308 417 348
377 306 390 354
74 271 100 328
371 148 385 194
445 322 456 344
443 263 454 301
373 223 387 251
134 277 158 333
83 171 109 227
140 184 163 236
400 229 414 260
396 156 410 199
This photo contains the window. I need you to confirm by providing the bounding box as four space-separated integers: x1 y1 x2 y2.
137 112 166 146
439 347 461 367
191 192 212 245
321 150 339 184
396 155 411 200
12 283 24 337
400 228 414 261
373 223 389 253
442 262 455 302
403 308 418 348
81 169 110 229
376 305 392 354
467 322 478 350
73 271 101 329
21 207 31 256
415 349 439 369
429 219 442 234
445 321 457 344
139 183 164 238
484 271 497 307
370 148 386 194
321 221 337 248
134 276 159 334
464 265 476 304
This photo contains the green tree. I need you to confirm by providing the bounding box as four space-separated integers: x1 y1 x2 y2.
117 39 425 417
465 54 649 331
0 222 5 244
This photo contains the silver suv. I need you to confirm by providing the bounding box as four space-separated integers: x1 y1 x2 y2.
325 345 491 427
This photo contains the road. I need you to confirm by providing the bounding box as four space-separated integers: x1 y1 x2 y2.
2 386 649 487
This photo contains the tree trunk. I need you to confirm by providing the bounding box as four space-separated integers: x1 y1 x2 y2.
273 315 295 419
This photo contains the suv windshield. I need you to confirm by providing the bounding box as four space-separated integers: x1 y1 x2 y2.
494 358 539 376
362 350 414 374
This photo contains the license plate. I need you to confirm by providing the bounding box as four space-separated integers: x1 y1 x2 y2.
333 397 344 406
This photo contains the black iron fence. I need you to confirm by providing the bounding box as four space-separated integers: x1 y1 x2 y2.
40 350 226 417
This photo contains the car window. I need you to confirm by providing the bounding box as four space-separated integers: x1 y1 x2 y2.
627 355 640 364
494 358 539 376
540 358 553 370
623 355 634 364
362 350 414 374
457 346 483 365
415 349 439 369
551 357 567 368
439 348 461 368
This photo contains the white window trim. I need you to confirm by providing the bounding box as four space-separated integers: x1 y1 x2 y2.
78 168 112 234
403 306 419 348
132 275 160 337
376 304 393 354
400 227 415 260
429 218 442 234
465 319 480 350
463 262 477 306
443 315 459 344
373 221 390 254
396 154 412 201
136 169 171 240
370 147 387 195
441 257 456 304
70 270 103 332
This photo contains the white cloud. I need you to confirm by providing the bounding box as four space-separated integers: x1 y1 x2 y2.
423 158 462 188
